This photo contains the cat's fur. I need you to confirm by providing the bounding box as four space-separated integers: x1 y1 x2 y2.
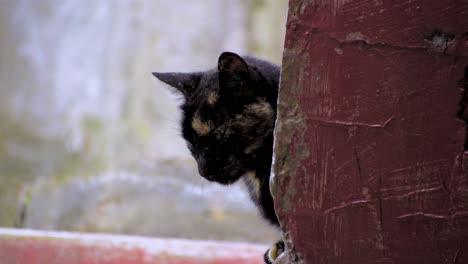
153 52 280 225
153 52 282 263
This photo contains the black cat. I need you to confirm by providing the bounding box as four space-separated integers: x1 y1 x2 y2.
153 52 283 263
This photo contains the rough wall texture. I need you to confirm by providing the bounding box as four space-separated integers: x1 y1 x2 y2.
272 0 468 263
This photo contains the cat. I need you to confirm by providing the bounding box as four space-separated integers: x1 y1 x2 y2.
153 52 283 263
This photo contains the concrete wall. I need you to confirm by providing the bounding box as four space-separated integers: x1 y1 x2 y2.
0 0 287 243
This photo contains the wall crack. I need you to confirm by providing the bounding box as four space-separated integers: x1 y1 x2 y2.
457 66 468 150
288 22 468 57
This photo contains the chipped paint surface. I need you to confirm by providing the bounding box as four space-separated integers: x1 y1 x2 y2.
0 228 267 264
273 0 468 263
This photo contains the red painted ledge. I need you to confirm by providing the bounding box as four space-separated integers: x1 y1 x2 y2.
0 228 267 264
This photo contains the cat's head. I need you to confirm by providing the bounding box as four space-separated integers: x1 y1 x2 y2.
153 52 279 185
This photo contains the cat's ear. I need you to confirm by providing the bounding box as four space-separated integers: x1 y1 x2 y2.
218 52 250 88
152 72 201 96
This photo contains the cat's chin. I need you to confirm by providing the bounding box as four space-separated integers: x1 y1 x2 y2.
202 172 244 185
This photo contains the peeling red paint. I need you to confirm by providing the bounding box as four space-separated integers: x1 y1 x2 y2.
273 1 468 263
0 229 266 264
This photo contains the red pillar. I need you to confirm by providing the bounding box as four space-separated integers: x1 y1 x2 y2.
272 1 468 263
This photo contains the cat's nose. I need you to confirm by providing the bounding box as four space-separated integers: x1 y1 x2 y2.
197 162 217 182
197 166 216 181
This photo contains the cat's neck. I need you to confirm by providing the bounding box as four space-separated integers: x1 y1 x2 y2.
249 132 275 179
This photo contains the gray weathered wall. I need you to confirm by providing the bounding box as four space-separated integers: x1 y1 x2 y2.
0 0 287 242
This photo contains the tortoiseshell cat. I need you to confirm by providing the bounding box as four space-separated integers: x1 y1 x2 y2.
153 52 283 263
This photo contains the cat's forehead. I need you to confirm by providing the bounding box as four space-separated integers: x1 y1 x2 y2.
187 69 219 105
185 99 223 137
185 70 219 109
182 72 222 137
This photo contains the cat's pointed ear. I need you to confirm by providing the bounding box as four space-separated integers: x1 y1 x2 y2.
218 52 250 86
152 72 201 95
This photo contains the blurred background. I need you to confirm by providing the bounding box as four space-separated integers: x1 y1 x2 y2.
0 0 287 243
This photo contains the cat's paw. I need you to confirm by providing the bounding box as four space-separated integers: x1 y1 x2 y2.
264 240 285 264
